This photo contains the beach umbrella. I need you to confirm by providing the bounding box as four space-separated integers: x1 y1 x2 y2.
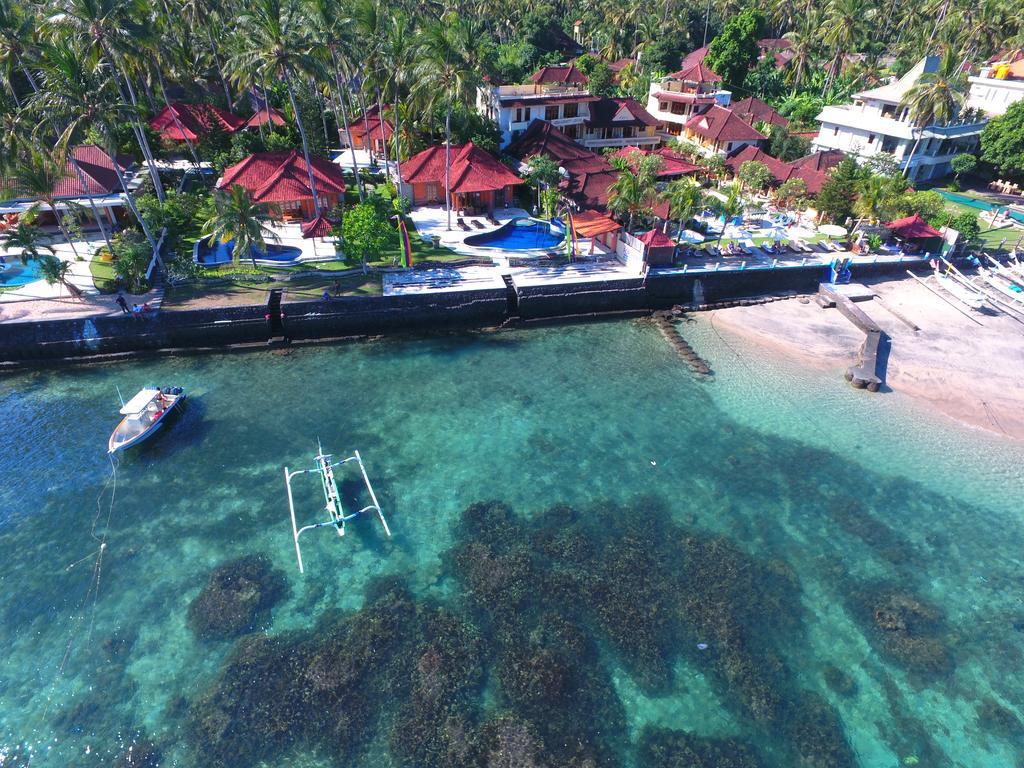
766 227 788 241
818 224 848 237
679 229 705 243
723 224 751 240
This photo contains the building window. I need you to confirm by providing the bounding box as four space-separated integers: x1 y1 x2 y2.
833 126 839 136
545 105 559 120
563 103 578 119
867 133 875 144
424 182 439 200
514 108 524 123
660 101 669 111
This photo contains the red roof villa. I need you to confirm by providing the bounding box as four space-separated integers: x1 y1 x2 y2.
683 105 766 155
611 146 701 178
216 150 346 220
730 97 789 129
401 142 523 213
345 105 394 155
529 65 588 86
0 145 133 229
150 102 245 142
244 106 287 129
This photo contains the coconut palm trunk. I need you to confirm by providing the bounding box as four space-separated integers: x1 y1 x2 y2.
154 60 202 168
330 51 365 202
444 99 452 230
283 69 322 218
69 160 114 255
108 143 163 269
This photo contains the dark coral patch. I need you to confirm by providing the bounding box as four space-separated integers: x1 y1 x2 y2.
187 554 289 641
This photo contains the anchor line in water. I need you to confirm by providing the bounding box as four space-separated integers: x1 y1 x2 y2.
54 454 119 687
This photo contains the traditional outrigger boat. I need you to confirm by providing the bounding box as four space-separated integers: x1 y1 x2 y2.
284 441 391 573
107 387 186 454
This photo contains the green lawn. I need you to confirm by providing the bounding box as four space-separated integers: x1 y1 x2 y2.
163 271 381 309
89 252 118 293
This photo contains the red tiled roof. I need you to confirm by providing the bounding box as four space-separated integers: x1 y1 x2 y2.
506 120 597 165
301 215 335 238
884 213 942 239
149 102 244 141
730 97 789 128
680 47 709 68
685 106 766 142
218 150 346 203
611 146 700 177
790 149 845 172
571 209 621 237
789 167 828 196
245 107 286 128
725 145 793 182
637 228 676 248
586 97 658 128
59 145 131 197
670 61 721 83
403 142 523 194
529 65 588 85
562 155 613 175
349 105 394 141
608 58 636 73
563 168 618 209
758 38 792 50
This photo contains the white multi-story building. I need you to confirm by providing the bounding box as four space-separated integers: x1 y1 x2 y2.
813 56 986 181
966 52 1024 117
645 60 732 141
477 65 597 148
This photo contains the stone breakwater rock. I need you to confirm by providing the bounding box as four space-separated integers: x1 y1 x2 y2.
187 554 289 642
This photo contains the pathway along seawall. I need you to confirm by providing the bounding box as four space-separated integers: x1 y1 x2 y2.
0 259 923 364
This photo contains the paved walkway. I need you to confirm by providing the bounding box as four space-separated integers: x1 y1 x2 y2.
383 266 507 295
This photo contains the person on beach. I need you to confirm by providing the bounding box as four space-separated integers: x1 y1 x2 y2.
116 294 129 314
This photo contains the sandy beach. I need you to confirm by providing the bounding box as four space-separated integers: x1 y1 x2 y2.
708 275 1024 440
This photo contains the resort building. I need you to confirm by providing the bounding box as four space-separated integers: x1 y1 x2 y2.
730 97 789 129
966 51 1024 117
645 61 732 141
812 56 986 181
477 66 597 147
610 146 702 178
344 105 394 155
150 102 245 142
399 142 523 213
578 97 661 150
0 145 134 230
723 145 829 195
682 105 766 156
216 150 347 220
244 106 287 129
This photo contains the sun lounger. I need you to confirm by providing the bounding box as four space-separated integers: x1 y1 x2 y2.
471 219 486 230
486 214 500 226
457 217 471 232
740 239 766 257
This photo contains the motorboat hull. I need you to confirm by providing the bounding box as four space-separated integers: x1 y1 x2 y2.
108 392 186 454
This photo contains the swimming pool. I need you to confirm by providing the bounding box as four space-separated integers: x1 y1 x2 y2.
463 217 564 251
937 190 1024 223
0 258 44 288
194 239 304 266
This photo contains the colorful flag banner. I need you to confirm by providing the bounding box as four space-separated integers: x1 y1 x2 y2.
565 210 578 262
398 217 413 269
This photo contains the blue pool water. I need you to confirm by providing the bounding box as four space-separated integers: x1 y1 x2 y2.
0 257 44 287
937 190 1024 223
195 239 304 265
464 217 564 250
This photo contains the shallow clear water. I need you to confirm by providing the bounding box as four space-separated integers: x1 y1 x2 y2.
1 318 1023 767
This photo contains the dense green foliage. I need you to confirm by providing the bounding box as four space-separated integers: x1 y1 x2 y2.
341 201 397 268
980 102 1024 179
705 9 765 90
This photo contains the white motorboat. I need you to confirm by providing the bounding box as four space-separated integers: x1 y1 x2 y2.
108 387 186 454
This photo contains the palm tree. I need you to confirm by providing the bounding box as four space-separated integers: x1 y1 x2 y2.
1 208 54 264
415 15 478 230
53 0 167 202
0 0 40 101
899 51 965 179
716 181 745 235
820 0 873 96
31 40 158 256
607 154 662 233
9 149 81 259
853 175 889 221
381 12 415 214
202 186 278 269
661 177 702 240
38 254 73 296
302 0 365 202
231 0 324 217
783 18 817 94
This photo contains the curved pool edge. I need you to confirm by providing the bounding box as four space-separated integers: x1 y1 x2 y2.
463 216 566 252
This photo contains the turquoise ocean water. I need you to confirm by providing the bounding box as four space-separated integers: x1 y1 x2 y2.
1 318 1022 767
